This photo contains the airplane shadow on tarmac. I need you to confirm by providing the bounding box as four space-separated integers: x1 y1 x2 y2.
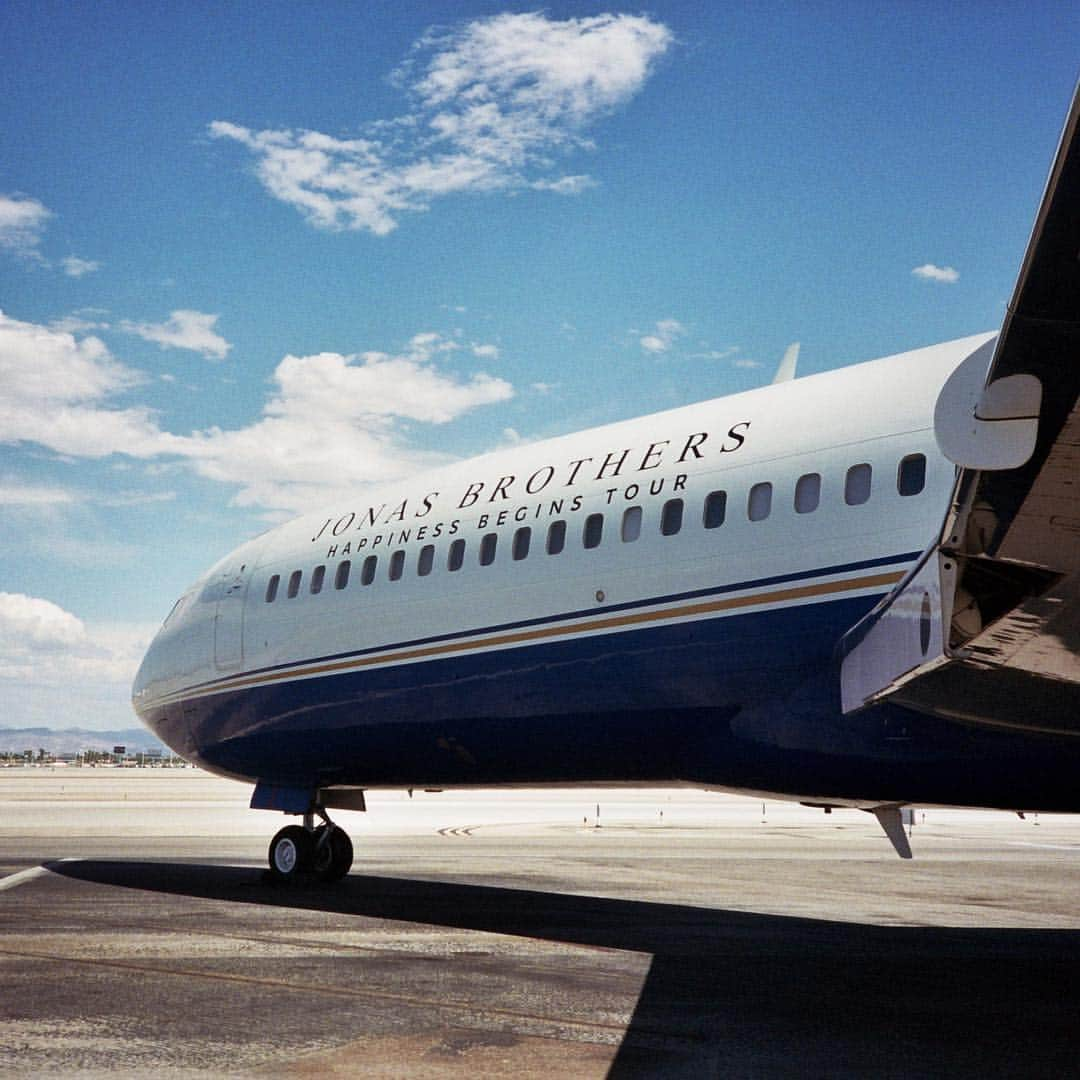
49 860 1080 1079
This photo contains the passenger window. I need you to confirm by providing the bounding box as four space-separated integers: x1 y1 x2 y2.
335 561 350 590
845 463 872 505
547 520 566 555
287 570 302 598
447 538 465 572
897 454 926 496
703 490 726 529
417 544 435 576
661 498 683 536
480 532 498 566
794 473 820 514
310 565 326 594
583 513 604 549
361 555 378 586
512 527 531 561
748 482 772 522
389 550 405 581
265 574 280 603
621 506 642 542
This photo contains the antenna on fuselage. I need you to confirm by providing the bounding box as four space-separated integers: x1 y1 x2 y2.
771 341 800 384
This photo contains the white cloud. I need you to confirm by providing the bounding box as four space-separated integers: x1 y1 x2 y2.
471 343 500 359
269 341 508 426
0 593 158 728
639 318 685 354
531 174 597 195
0 481 174 510
120 309 232 359
101 490 177 507
61 255 101 278
0 312 514 514
688 347 739 361
0 483 76 506
50 311 111 334
912 263 959 284
733 358 764 369
0 194 51 259
0 593 87 655
0 310 176 458
210 13 671 235
182 333 514 510
0 198 100 276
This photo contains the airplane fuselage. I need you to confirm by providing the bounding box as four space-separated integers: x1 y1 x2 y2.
132 333 1080 812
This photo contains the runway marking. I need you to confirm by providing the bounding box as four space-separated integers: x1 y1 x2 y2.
437 824 479 837
0 861 75 893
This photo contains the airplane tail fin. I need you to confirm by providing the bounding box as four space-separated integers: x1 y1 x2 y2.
771 342 800 384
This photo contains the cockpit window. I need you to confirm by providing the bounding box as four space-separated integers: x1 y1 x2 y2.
265 575 280 603
163 595 187 624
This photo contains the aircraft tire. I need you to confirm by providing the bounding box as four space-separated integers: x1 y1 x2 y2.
268 825 313 881
312 824 353 882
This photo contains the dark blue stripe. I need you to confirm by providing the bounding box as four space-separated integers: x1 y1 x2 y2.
175 549 919 699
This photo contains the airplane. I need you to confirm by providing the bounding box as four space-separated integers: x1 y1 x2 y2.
132 85 1080 879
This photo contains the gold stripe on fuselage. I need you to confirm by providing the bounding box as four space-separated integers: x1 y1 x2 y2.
150 569 904 709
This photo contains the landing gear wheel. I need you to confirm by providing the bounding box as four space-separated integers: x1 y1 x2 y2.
268 825 313 881
311 824 353 882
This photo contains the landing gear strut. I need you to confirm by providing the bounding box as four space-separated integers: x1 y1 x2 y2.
268 805 353 883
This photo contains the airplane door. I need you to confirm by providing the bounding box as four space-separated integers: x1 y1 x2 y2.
213 562 249 670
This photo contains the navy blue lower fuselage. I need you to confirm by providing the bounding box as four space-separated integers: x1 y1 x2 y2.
141 579 1080 813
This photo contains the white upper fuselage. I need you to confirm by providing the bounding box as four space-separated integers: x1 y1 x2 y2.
133 333 992 722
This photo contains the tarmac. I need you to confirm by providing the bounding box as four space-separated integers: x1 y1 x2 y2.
1 766 1079 1078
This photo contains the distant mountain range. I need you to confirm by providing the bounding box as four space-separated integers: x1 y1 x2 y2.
0 727 170 756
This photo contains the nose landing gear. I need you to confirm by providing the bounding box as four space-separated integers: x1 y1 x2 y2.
268 805 354 883
311 822 353 882
268 824 312 878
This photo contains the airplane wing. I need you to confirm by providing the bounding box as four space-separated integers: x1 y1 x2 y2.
840 84 1080 735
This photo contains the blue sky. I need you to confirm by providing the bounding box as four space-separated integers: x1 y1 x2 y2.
1 2 1077 730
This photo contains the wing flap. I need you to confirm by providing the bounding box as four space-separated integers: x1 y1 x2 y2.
840 83 1080 730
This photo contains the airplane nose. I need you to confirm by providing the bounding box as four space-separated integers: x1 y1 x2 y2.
131 636 153 701
130 587 195 728
131 629 162 720
130 607 202 764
